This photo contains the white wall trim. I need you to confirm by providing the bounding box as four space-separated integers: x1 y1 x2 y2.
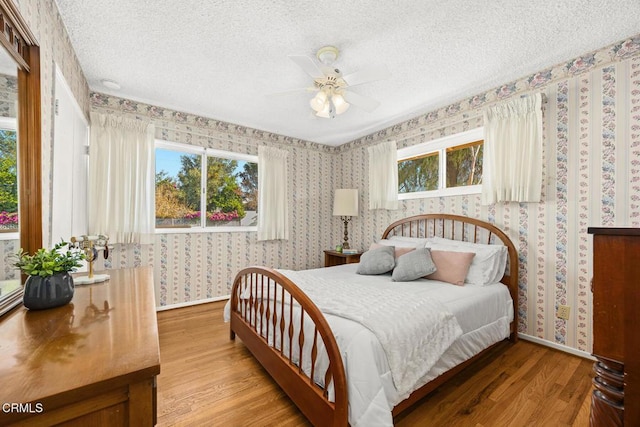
155 302 594 362
518 333 595 361
55 64 89 126
0 116 16 130
156 295 229 311
156 301 595 362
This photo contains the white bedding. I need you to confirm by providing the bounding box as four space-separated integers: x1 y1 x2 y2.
281 269 463 397
225 263 513 427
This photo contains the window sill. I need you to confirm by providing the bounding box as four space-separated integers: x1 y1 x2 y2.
0 231 19 241
399 185 482 200
156 226 257 234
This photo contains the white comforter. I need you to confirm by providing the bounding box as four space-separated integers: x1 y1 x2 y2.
281 269 462 397
225 264 513 427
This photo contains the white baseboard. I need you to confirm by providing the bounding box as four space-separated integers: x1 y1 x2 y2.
518 333 595 361
156 303 595 363
156 295 230 311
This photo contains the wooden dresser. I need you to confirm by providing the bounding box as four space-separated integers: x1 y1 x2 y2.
0 267 160 426
588 228 640 426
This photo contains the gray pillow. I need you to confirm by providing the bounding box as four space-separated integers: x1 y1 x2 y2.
392 248 437 282
356 245 395 275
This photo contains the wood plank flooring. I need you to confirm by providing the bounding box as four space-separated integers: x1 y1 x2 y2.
156 301 593 426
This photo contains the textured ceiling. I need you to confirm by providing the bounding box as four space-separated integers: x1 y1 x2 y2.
54 0 640 146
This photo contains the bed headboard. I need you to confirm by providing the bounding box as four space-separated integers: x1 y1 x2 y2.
382 213 519 338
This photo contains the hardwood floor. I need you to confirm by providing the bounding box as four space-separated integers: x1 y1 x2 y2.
156 301 593 427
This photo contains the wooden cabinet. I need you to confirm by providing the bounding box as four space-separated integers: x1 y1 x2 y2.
324 250 362 267
0 268 160 426
588 228 640 427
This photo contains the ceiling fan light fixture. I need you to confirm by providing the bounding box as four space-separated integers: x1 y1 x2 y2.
316 46 339 65
315 100 332 118
287 45 386 118
332 93 350 115
310 90 328 112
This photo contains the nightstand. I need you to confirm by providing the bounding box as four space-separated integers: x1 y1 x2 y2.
324 250 362 267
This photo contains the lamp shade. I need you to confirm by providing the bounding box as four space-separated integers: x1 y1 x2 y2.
315 100 331 118
332 93 350 115
310 91 328 112
333 189 359 217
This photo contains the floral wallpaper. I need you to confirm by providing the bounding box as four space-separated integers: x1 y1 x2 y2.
6 0 640 357
90 93 336 308
336 34 640 353
87 33 640 355
0 0 90 280
0 75 17 118
14 0 91 247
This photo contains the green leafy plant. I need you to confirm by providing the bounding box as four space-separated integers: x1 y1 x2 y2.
13 241 85 277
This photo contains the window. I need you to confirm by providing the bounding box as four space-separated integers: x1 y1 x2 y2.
397 128 483 199
155 140 258 232
0 117 18 239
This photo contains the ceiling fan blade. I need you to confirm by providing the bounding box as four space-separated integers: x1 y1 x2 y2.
288 55 324 79
342 65 391 87
343 90 381 113
266 87 317 98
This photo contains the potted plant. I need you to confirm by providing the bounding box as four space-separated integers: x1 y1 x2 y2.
13 241 85 310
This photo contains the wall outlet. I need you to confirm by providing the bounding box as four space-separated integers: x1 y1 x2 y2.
557 305 571 320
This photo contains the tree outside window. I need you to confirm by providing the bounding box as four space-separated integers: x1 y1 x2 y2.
155 145 258 229
398 152 439 193
0 128 18 231
397 132 483 198
445 140 483 188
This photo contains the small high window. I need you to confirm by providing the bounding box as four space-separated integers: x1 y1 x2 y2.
398 128 483 199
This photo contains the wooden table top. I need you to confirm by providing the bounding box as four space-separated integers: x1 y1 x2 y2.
0 267 160 405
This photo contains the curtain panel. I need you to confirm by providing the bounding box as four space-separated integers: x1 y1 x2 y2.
88 112 155 244
482 93 543 204
257 146 289 240
368 141 399 210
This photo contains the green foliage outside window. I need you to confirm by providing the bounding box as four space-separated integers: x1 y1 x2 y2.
398 140 483 194
446 142 483 187
238 162 258 211
155 148 258 228
0 129 18 230
398 153 439 193
205 156 245 220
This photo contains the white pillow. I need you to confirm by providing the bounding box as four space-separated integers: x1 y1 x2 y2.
387 235 429 247
376 238 423 249
424 236 507 286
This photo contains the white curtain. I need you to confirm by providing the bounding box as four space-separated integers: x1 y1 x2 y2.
368 141 398 210
88 112 155 244
482 93 543 204
257 146 288 240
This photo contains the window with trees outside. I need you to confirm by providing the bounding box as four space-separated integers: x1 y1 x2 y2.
0 117 18 239
397 127 484 199
155 141 258 231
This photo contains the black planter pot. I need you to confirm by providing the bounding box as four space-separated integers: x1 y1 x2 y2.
23 272 74 310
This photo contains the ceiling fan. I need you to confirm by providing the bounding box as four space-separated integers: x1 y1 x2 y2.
283 46 391 119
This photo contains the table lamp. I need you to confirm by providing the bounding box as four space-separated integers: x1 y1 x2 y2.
333 189 358 249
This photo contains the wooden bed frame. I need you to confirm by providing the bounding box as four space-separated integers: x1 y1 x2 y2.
230 214 518 426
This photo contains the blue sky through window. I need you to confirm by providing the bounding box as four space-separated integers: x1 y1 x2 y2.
156 148 247 180
156 148 182 178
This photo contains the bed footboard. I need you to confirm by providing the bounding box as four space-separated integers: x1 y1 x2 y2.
230 267 347 427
